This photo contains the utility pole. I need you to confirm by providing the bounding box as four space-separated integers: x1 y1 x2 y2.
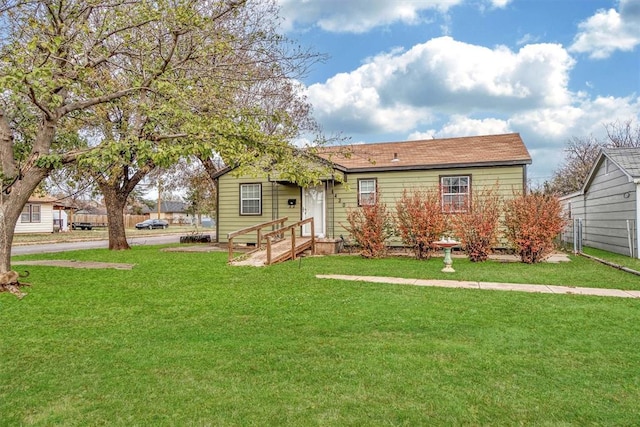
157 179 162 220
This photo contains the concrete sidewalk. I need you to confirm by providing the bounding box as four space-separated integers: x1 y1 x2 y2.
316 274 640 299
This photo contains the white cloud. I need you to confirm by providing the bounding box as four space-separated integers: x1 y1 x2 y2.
278 0 470 33
437 116 512 137
516 33 541 46
569 0 640 59
306 37 575 135
489 0 512 8
304 33 640 184
407 130 438 140
407 116 511 143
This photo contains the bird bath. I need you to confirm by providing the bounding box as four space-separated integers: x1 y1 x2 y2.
434 238 460 272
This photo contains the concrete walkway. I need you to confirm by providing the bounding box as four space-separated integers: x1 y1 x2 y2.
316 274 640 299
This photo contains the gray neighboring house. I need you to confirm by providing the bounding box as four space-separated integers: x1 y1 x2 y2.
561 147 640 258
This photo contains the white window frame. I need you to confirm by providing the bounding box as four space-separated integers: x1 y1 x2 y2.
240 183 262 216
358 178 376 206
21 204 41 223
441 175 470 213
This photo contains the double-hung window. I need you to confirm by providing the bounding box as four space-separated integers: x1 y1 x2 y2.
240 183 262 215
358 178 376 206
21 204 41 223
441 176 470 212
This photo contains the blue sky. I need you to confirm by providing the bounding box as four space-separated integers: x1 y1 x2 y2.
277 0 640 185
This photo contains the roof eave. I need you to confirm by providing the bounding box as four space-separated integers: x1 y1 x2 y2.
337 159 532 173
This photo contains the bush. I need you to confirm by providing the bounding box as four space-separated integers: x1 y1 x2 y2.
450 186 503 262
343 191 394 258
395 188 448 260
503 192 568 263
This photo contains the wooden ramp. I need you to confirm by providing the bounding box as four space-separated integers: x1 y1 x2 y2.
228 217 315 267
232 236 313 266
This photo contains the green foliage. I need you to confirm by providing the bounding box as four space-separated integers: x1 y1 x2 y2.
34 154 63 169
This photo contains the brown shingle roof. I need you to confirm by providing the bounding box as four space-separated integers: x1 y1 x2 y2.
317 133 531 171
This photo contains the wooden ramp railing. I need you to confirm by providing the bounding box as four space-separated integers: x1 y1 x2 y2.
227 217 288 263
227 217 315 266
263 217 315 265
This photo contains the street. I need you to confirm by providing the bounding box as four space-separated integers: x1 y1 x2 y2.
11 235 182 256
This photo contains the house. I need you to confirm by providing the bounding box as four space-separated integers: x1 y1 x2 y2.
560 147 640 258
14 195 57 234
213 133 532 245
146 200 191 225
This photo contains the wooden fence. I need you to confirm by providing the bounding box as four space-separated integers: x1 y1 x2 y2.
71 214 148 229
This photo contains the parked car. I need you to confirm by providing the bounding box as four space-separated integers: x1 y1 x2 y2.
135 219 169 230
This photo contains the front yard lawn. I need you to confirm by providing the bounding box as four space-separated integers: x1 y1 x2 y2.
2 247 639 425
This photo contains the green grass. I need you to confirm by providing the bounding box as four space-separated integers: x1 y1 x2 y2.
2 247 640 425
581 246 640 273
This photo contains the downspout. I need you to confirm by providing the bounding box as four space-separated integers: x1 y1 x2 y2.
273 181 279 223
214 178 219 243
636 181 640 259
330 178 335 238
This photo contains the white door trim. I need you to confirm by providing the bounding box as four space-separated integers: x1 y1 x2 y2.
302 184 325 237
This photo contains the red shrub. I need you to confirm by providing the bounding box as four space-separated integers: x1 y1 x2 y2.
343 191 394 258
503 192 568 263
450 186 503 262
395 188 448 260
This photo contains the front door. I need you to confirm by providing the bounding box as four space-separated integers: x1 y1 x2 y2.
302 184 325 237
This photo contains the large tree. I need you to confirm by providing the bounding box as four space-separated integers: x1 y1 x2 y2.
547 119 640 195
0 0 328 267
69 0 326 250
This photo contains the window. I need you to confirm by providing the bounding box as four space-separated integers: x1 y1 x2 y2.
240 183 262 215
441 176 470 212
21 204 41 223
358 178 376 206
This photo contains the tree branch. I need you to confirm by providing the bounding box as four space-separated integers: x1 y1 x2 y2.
0 108 18 178
59 87 150 116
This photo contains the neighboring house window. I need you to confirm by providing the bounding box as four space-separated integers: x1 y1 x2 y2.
441 176 470 212
358 178 376 206
21 204 41 223
240 183 262 215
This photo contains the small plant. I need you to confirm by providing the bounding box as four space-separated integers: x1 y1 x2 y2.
395 188 448 260
450 185 503 262
503 191 568 263
342 190 394 258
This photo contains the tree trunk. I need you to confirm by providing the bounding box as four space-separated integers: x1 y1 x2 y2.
0 199 19 273
102 187 131 251
0 169 50 272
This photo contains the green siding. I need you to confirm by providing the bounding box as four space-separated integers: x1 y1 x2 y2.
218 165 526 244
217 174 301 244
330 166 526 243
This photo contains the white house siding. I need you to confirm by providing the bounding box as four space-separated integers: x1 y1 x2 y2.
14 202 54 234
582 161 637 256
